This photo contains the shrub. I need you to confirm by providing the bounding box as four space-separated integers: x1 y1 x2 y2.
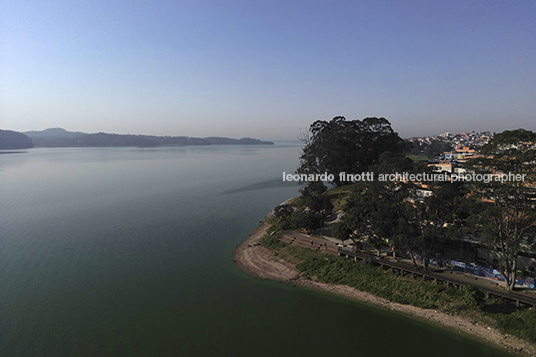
461 285 478 309
260 233 286 250
494 308 536 343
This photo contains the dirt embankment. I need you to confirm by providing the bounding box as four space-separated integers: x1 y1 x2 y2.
233 222 536 357
233 222 300 282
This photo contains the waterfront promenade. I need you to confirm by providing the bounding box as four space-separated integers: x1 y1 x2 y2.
280 232 536 309
235 224 536 356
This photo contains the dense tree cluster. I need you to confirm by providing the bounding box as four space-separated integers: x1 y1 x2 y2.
464 129 536 291
275 122 536 292
333 155 471 267
339 129 536 290
270 181 333 234
407 139 452 158
297 117 406 186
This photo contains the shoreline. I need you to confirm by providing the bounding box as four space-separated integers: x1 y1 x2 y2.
233 221 535 357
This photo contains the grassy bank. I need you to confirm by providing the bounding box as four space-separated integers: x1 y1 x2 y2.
261 233 536 346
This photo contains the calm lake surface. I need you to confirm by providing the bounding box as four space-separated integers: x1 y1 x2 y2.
0 145 512 356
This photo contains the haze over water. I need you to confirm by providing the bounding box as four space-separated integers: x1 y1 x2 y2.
0 145 511 356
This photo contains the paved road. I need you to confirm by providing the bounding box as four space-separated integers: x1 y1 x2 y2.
339 248 536 307
281 231 536 306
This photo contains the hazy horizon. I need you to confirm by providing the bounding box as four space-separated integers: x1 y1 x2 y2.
15 125 496 142
1 1 535 141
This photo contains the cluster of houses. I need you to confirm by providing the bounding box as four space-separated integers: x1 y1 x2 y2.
409 131 493 150
428 146 477 175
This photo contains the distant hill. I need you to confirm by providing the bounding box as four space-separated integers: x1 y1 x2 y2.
25 127 86 138
204 137 273 145
0 130 33 149
48 132 210 147
25 128 89 147
23 128 274 147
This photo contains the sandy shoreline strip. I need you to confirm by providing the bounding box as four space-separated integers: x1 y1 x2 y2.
233 222 535 357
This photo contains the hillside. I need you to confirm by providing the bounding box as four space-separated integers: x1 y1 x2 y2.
0 130 33 149
23 128 274 147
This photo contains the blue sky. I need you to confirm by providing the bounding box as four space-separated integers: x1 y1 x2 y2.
1 0 535 140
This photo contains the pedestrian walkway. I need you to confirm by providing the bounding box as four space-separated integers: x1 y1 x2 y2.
279 230 536 308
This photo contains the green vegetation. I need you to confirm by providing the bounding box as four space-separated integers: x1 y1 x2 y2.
466 129 536 291
298 256 470 311
277 126 536 285
261 237 536 344
259 232 287 250
297 116 406 186
493 308 536 343
407 138 452 158
299 123 536 289
268 181 334 234
287 184 356 212
260 232 328 264
323 184 355 211
262 125 536 345
405 154 429 163
423 140 453 158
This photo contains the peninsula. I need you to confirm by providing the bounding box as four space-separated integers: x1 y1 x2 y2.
234 213 536 357
236 118 536 357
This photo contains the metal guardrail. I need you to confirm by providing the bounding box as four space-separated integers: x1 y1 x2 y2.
279 232 536 308
336 249 536 308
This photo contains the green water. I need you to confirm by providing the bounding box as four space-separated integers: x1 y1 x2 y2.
0 145 512 356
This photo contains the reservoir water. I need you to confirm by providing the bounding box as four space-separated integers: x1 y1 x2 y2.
0 145 511 356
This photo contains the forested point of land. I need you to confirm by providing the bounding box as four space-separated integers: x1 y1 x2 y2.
0 130 33 149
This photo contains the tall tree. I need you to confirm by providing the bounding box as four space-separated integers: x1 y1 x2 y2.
342 180 405 256
299 180 327 197
410 194 448 269
331 221 354 246
289 181 333 234
423 140 452 159
297 117 405 186
340 153 426 259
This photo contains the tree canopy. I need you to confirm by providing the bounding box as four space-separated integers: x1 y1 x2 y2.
274 126 536 291
297 117 406 186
